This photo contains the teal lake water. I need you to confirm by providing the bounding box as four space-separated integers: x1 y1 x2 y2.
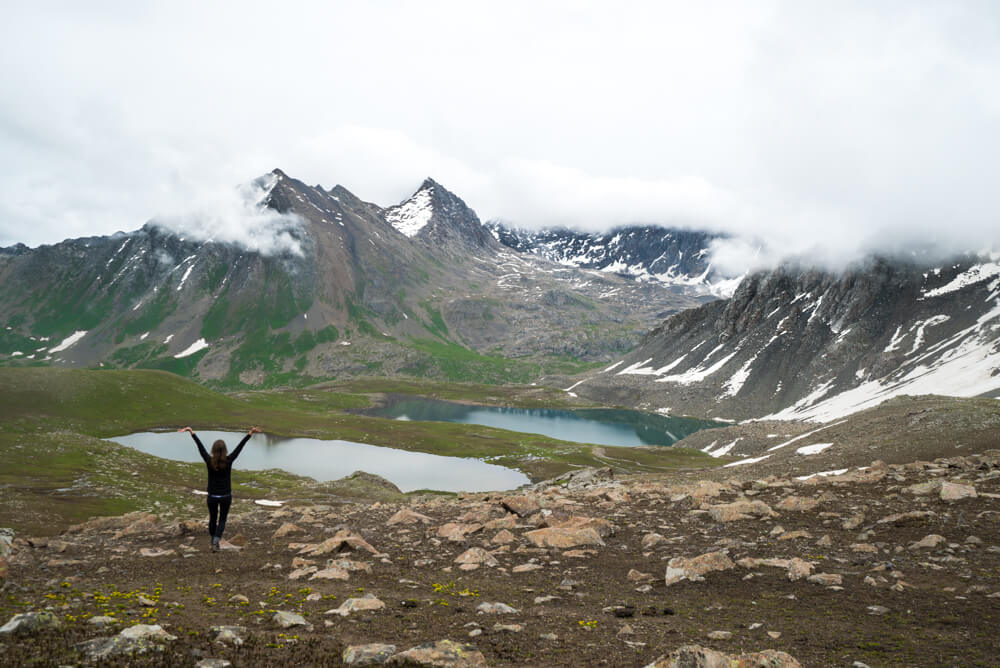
367 397 724 447
108 430 530 493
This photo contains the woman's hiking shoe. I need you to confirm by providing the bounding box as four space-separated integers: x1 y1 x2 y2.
211 537 220 552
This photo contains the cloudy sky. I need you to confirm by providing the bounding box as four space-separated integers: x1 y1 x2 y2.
1 1 998 270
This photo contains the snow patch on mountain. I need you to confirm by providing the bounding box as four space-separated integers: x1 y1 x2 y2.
174 338 209 359
922 261 1000 298
386 187 434 237
49 330 88 354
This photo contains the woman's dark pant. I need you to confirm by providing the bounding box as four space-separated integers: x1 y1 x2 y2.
207 494 232 539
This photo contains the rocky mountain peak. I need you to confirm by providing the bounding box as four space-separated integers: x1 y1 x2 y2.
385 178 498 251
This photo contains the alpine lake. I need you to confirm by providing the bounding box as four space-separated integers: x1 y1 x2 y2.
110 396 724 493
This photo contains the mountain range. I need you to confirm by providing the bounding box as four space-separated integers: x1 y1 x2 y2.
3 168 998 421
569 254 1000 421
0 170 713 387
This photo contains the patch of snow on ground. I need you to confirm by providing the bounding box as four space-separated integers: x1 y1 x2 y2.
723 454 770 468
385 188 433 237
164 334 174 344
140 332 149 341
795 468 849 481
767 420 849 452
923 261 1000 298
657 351 738 385
49 330 88 353
176 261 197 291
908 315 950 354
796 442 833 455
721 354 756 397
10 351 22 356
602 361 624 373
884 325 905 352
174 338 209 358
707 438 741 457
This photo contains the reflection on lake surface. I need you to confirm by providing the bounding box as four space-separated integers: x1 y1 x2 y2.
108 430 530 493
368 397 723 447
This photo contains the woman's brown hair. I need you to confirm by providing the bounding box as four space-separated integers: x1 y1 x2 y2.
210 440 228 472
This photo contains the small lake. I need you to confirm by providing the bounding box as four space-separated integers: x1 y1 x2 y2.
108 430 530 493
367 397 724 447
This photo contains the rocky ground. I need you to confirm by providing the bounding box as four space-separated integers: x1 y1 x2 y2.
2 448 999 667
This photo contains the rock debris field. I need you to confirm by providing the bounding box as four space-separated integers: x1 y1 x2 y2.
2 452 1000 667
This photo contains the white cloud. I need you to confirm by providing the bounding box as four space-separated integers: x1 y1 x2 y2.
151 175 304 256
0 1 998 274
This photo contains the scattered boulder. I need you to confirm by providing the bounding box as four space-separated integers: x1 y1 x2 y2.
387 639 488 667
329 594 386 616
274 523 304 538
708 499 778 522
139 547 174 558
665 551 735 586
436 523 484 542
455 547 499 570
344 643 397 666
501 495 542 517
641 533 668 550
524 527 604 549
645 644 801 668
211 625 246 646
387 508 433 526
776 495 820 512
808 573 843 586
76 624 177 660
910 534 947 550
0 611 60 635
476 602 519 614
310 565 350 581
271 610 313 629
299 529 380 556
940 482 977 501
490 529 517 545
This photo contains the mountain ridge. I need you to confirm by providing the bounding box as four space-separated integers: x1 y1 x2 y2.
569 253 1000 421
0 170 707 387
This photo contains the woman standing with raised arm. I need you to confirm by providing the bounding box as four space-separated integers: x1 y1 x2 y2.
178 426 261 551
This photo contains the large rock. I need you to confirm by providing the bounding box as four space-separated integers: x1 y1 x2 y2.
455 547 499 570
0 528 12 586
708 499 778 522
310 565 350 581
273 523 304 538
0 611 60 635
665 551 735 586
940 482 977 501
641 533 668 550
211 625 247 646
544 515 614 538
387 508 433 526
500 495 542 517
344 643 397 666
328 594 386 616
736 557 815 581
299 529 380 556
75 624 177 660
524 527 605 549
910 534 947 550
388 639 488 667
271 610 313 629
476 602 519 614
644 644 802 668
775 495 820 512
436 523 484 542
